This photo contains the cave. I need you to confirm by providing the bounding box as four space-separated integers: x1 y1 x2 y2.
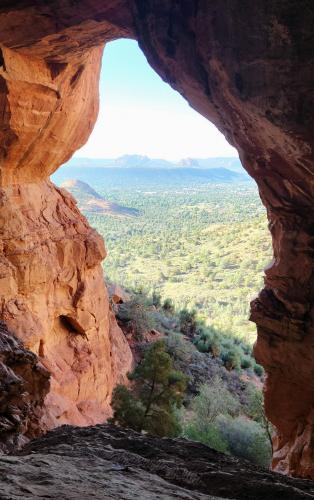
0 0 314 480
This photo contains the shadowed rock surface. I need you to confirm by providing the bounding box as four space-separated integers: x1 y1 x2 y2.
0 424 309 499
0 322 49 453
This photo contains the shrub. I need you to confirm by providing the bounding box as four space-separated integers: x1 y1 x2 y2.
151 290 161 307
165 332 195 363
163 298 175 313
116 295 157 340
210 341 221 358
194 326 223 357
244 384 273 452
109 385 144 431
221 348 241 371
241 356 252 369
179 309 197 337
216 415 271 467
195 339 210 353
254 363 264 377
191 376 240 430
183 422 228 453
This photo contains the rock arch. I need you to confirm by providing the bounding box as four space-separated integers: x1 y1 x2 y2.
0 0 314 478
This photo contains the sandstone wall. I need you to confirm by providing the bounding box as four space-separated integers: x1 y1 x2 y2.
0 180 132 428
0 0 314 478
0 2 134 432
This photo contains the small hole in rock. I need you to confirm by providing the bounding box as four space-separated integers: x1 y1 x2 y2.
59 315 86 335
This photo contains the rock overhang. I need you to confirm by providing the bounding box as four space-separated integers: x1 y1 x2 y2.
0 0 314 479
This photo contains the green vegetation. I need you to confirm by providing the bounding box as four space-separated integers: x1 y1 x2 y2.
57 167 273 466
183 378 271 467
115 290 261 375
81 181 271 343
115 294 157 340
110 341 187 437
112 289 271 468
190 376 240 426
217 415 271 467
55 165 272 343
245 384 273 452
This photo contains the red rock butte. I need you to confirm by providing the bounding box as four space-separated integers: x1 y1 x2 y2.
0 0 314 479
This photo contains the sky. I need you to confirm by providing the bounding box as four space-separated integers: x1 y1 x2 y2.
76 39 237 161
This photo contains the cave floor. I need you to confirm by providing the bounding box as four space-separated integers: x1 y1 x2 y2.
0 424 313 499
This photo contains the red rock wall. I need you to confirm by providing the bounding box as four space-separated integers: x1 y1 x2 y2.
0 0 314 478
130 1 314 478
0 2 134 431
0 180 132 427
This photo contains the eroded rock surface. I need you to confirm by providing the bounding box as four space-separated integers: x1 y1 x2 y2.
0 1 134 439
0 0 314 479
0 322 49 452
0 424 310 500
129 2 314 475
0 180 132 429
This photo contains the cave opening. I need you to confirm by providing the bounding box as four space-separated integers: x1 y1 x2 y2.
52 38 274 466
54 39 272 347
0 1 313 480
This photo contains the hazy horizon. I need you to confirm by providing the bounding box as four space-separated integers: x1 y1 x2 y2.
72 153 239 160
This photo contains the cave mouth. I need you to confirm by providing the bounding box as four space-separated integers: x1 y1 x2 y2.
1 1 312 479
56 39 272 350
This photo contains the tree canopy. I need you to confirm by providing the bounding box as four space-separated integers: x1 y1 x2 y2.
110 341 188 437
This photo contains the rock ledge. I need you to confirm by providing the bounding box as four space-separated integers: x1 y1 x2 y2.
0 424 312 499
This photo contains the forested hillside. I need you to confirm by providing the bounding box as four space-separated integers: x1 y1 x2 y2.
55 164 274 464
55 166 272 344
60 179 139 217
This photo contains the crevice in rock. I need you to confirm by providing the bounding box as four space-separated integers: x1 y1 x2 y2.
59 315 86 336
46 60 68 79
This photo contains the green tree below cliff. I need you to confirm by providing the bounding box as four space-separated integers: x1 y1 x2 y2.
110 341 188 437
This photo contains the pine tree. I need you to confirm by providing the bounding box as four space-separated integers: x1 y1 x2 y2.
110 341 188 437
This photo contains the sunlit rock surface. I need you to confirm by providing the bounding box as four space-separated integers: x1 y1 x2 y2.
0 0 314 478
0 180 132 429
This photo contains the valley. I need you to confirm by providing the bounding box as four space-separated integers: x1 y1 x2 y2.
54 159 275 467
54 159 272 344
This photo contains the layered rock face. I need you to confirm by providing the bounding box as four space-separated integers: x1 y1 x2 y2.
0 3 133 431
0 0 314 479
0 180 132 428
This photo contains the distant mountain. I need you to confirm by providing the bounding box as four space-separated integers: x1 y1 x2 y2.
65 155 246 174
65 155 174 170
61 179 140 218
178 157 244 173
52 155 251 191
53 166 250 190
